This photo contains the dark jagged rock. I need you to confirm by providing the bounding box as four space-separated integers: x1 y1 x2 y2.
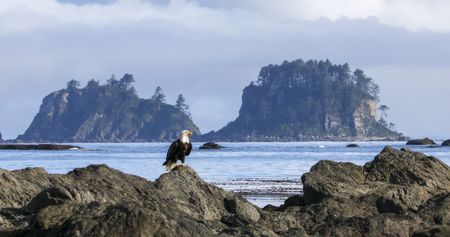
201 59 403 142
199 142 224 150
346 143 360 148
0 165 273 237
0 144 81 150
1 147 449 236
294 146 450 236
0 131 2 142
442 140 450 146
407 137 437 145
17 75 200 142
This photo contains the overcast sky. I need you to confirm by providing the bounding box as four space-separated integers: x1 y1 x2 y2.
0 0 449 139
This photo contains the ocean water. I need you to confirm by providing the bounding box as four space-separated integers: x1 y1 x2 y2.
0 141 449 207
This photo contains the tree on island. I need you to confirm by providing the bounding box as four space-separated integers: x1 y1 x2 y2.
151 86 166 110
378 105 389 127
67 79 81 90
107 74 119 87
119 74 135 90
152 86 166 103
86 79 100 89
176 94 191 118
354 69 379 100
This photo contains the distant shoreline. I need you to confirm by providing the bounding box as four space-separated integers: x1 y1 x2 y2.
5 137 408 144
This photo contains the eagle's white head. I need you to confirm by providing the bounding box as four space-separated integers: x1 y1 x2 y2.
180 130 193 143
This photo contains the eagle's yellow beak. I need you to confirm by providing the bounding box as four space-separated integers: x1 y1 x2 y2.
186 130 193 136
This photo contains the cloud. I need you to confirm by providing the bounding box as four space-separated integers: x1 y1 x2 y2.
0 0 262 37
202 0 450 33
0 0 450 35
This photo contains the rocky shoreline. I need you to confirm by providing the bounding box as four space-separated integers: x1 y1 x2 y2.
197 135 408 142
0 146 449 236
0 144 82 150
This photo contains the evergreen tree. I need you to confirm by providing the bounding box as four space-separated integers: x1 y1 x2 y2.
107 74 119 87
176 94 190 117
378 105 390 127
119 74 135 90
152 86 166 103
378 105 389 119
67 79 81 90
86 79 99 89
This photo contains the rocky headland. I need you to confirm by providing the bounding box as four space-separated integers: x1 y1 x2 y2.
0 147 449 236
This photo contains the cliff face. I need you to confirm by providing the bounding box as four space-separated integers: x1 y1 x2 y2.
202 59 402 141
17 81 200 142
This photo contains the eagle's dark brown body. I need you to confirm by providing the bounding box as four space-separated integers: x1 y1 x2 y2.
163 139 192 170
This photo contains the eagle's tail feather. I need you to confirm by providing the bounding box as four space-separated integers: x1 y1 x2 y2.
164 161 176 171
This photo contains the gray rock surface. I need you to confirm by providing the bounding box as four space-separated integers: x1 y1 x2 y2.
199 142 224 149
0 147 449 236
406 137 437 145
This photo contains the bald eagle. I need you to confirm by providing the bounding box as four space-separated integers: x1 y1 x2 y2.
163 130 193 171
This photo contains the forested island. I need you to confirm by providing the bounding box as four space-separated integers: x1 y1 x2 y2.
17 74 199 142
202 59 404 141
14 59 404 142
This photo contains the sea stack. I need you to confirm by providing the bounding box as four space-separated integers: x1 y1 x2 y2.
202 59 403 142
17 75 200 142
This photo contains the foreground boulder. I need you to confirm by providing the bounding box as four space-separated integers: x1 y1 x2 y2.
442 140 450 146
296 146 450 236
406 137 437 145
0 165 272 237
199 142 225 150
0 147 449 236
